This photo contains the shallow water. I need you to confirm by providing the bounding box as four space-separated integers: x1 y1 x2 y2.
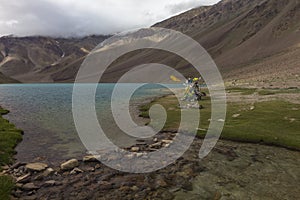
0 83 179 164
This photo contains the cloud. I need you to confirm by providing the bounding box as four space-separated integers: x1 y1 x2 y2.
165 1 204 14
0 0 221 37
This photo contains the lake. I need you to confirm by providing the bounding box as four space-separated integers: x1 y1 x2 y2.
0 84 178 164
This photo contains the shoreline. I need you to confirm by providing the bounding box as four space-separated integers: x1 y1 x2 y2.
0 107 23 199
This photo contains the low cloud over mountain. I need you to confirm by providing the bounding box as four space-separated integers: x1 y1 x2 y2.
0 0 220 37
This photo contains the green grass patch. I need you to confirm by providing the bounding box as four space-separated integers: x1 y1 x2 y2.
258 88 300 96
258 90 276 95
0 176 15 200
0 107 23 199
227 87 257 95
140 94 300 150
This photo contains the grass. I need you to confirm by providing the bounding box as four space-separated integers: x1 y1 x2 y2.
258 88 300 96
227 87 257 95
0 107 23 200
0 176 15 200
140 91 300 150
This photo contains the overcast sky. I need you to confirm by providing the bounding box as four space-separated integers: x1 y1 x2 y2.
0 0 221 37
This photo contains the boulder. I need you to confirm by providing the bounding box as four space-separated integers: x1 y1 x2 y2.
60 159 79 171
25 163 48 172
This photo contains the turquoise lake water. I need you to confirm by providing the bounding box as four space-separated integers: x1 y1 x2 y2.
0 84 180 164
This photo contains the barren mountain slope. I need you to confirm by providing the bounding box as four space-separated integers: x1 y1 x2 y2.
0 35 108 82
155 0 300 72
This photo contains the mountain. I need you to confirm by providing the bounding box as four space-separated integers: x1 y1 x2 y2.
0 72 19 83
0 35 108 83
0 0 299 87
154 0 300 87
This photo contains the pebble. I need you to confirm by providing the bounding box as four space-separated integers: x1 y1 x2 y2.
95 164 101 169
22 183 39 191
70 167 84 175
156 179 167 187
150 142 162 148
43 180 56 187
131 147 140 152
83 155 100 162
43 168 55 177
131 186 139 191
125 154 135 159
232 114 241 118
162 140 173 144
136 153 144 157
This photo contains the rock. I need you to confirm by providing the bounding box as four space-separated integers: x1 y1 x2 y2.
150 142 162 148
12 189 22 198
136 153 144 157
43 180 56 187
95 164 101 169
181 181 193 191
162 140 173 144
60 159 79 170
131 186 139 191
125 154 135 159
156 179 167 187
169 187 181 193
163 143 170 148
70 167 84 175
119 186 131 191
2 165 9 170
43 168 55 177
25 163 48 172
11 162 25 170
86 167 95 172
161 190 174 200
83 155 100 162
99 181 113 190
131 147 140 152
22 183 39 191
232 114 241 118
0 170 7 175
16 173 31 183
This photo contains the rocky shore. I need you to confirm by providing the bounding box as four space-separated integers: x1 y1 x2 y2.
2 133 300 200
